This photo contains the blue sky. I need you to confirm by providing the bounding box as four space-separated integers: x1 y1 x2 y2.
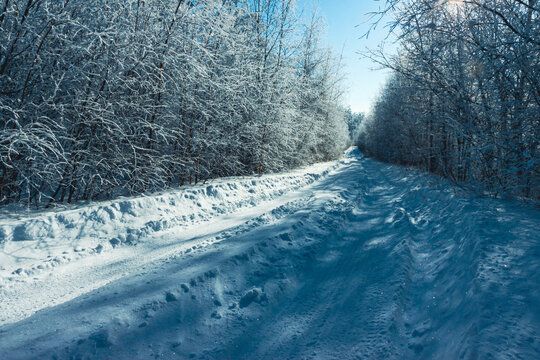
297 0 397 114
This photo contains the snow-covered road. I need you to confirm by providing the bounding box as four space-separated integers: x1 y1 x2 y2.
1 149 539 359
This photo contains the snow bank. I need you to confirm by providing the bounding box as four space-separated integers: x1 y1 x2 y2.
0 159 340 277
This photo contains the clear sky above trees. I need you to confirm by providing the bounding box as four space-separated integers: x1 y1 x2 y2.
298 0 397 114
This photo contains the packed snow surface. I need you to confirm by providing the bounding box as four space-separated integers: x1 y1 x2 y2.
0 149 539 359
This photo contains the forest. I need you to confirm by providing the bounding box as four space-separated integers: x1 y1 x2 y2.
1 2 540 358
359 0 539 200
0 0 353 208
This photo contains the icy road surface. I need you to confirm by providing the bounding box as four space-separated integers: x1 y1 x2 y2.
1 149 539 359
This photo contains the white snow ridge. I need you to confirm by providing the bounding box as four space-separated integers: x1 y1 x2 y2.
0 149 539 359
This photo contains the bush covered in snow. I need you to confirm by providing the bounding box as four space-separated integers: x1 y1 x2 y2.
0 0 350 208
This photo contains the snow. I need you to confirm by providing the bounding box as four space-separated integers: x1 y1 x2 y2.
0 159 337 283
0 148 539 359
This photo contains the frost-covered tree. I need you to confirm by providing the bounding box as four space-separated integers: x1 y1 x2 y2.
0 0 349 207
361 0 539 200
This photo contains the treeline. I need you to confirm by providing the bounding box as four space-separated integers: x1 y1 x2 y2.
0 0 351 207
360 0 539 199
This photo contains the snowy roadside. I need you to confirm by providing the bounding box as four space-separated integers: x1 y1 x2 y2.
0 159 341 281
0 152 352 327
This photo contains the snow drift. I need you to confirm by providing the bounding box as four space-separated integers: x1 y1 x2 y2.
0 159 338 279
